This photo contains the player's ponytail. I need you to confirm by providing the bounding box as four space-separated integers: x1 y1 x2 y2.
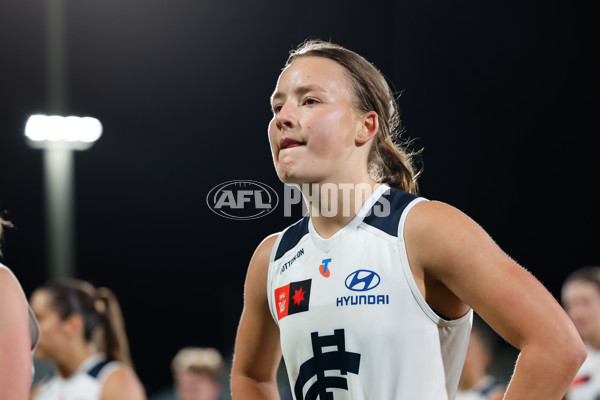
94 286 132 366
287 40 422 194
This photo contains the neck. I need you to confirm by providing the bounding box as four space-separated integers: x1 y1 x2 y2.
302 177 380 239
54 344 95 378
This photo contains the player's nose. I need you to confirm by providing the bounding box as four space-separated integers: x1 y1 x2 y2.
275 101 297 130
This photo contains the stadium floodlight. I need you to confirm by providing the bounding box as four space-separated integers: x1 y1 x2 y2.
25 113 102 278
25 114 102 150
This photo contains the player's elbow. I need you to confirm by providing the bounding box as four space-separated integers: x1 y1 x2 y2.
568 335 587 373
230 374 279 400
551 328 587 379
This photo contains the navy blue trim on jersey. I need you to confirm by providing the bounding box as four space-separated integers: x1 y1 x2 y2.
363 188 419 237
275 216 310 261
480 380 501 396
87 360 113 379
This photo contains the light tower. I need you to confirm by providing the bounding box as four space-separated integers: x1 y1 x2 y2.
25 115 102 278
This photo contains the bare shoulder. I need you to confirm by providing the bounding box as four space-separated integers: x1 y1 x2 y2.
254 233 280 262
0 264 27 307
0 263 16 284
245 233 280 296
407 199 476 232
405 199 500 269
101 366 146 400
249 233 280 272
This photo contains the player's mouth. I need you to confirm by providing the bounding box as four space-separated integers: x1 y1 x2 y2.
280 137 305 150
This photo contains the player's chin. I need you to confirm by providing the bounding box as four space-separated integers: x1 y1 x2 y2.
276 162 319 185
33 348 50 360
277 171 300 185
279 177 306 190
276 163 295 181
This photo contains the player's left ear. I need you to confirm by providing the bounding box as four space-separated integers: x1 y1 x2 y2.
355 111 379 145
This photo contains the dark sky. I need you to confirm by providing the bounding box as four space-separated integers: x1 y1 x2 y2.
0 0 598 395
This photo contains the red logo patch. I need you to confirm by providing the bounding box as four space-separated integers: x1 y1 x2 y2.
274 284 290 320
274 279 312 320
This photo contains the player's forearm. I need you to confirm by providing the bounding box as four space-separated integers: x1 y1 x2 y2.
503 341 586 399
231 374 280 400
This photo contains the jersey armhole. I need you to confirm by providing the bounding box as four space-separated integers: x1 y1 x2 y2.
397 197 472 327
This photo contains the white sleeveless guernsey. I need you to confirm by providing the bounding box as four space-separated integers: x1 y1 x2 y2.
267 184 472 400
34 354 123 400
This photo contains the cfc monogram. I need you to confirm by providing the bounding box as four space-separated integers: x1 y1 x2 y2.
294 329 361 400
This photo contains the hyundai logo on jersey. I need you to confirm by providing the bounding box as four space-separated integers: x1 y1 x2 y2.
345 270 381 291
206 180 279 220
319 258 332 277
337 294 389 307
274 279 312 320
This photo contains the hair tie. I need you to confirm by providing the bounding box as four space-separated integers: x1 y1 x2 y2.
94 298 106 314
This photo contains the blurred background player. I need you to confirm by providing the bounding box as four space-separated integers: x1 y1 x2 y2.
171 347 225 400
562 266 600 400
0 215 39 399
456 314 505 400
29 278 146 400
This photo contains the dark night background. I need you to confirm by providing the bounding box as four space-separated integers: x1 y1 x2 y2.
0 0 597 397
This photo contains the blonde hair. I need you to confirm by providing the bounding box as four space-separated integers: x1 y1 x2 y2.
286 39 422 194
172 347 225 383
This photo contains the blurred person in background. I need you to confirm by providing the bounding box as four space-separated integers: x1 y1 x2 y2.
29 278 146 400
562 266 600 400
172 347 225 400
456 314 505 400
0 215 40 399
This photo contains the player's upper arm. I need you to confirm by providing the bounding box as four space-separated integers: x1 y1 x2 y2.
405 200 579 351
0 266 32 400
231 233 282 384
101 367 146 400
